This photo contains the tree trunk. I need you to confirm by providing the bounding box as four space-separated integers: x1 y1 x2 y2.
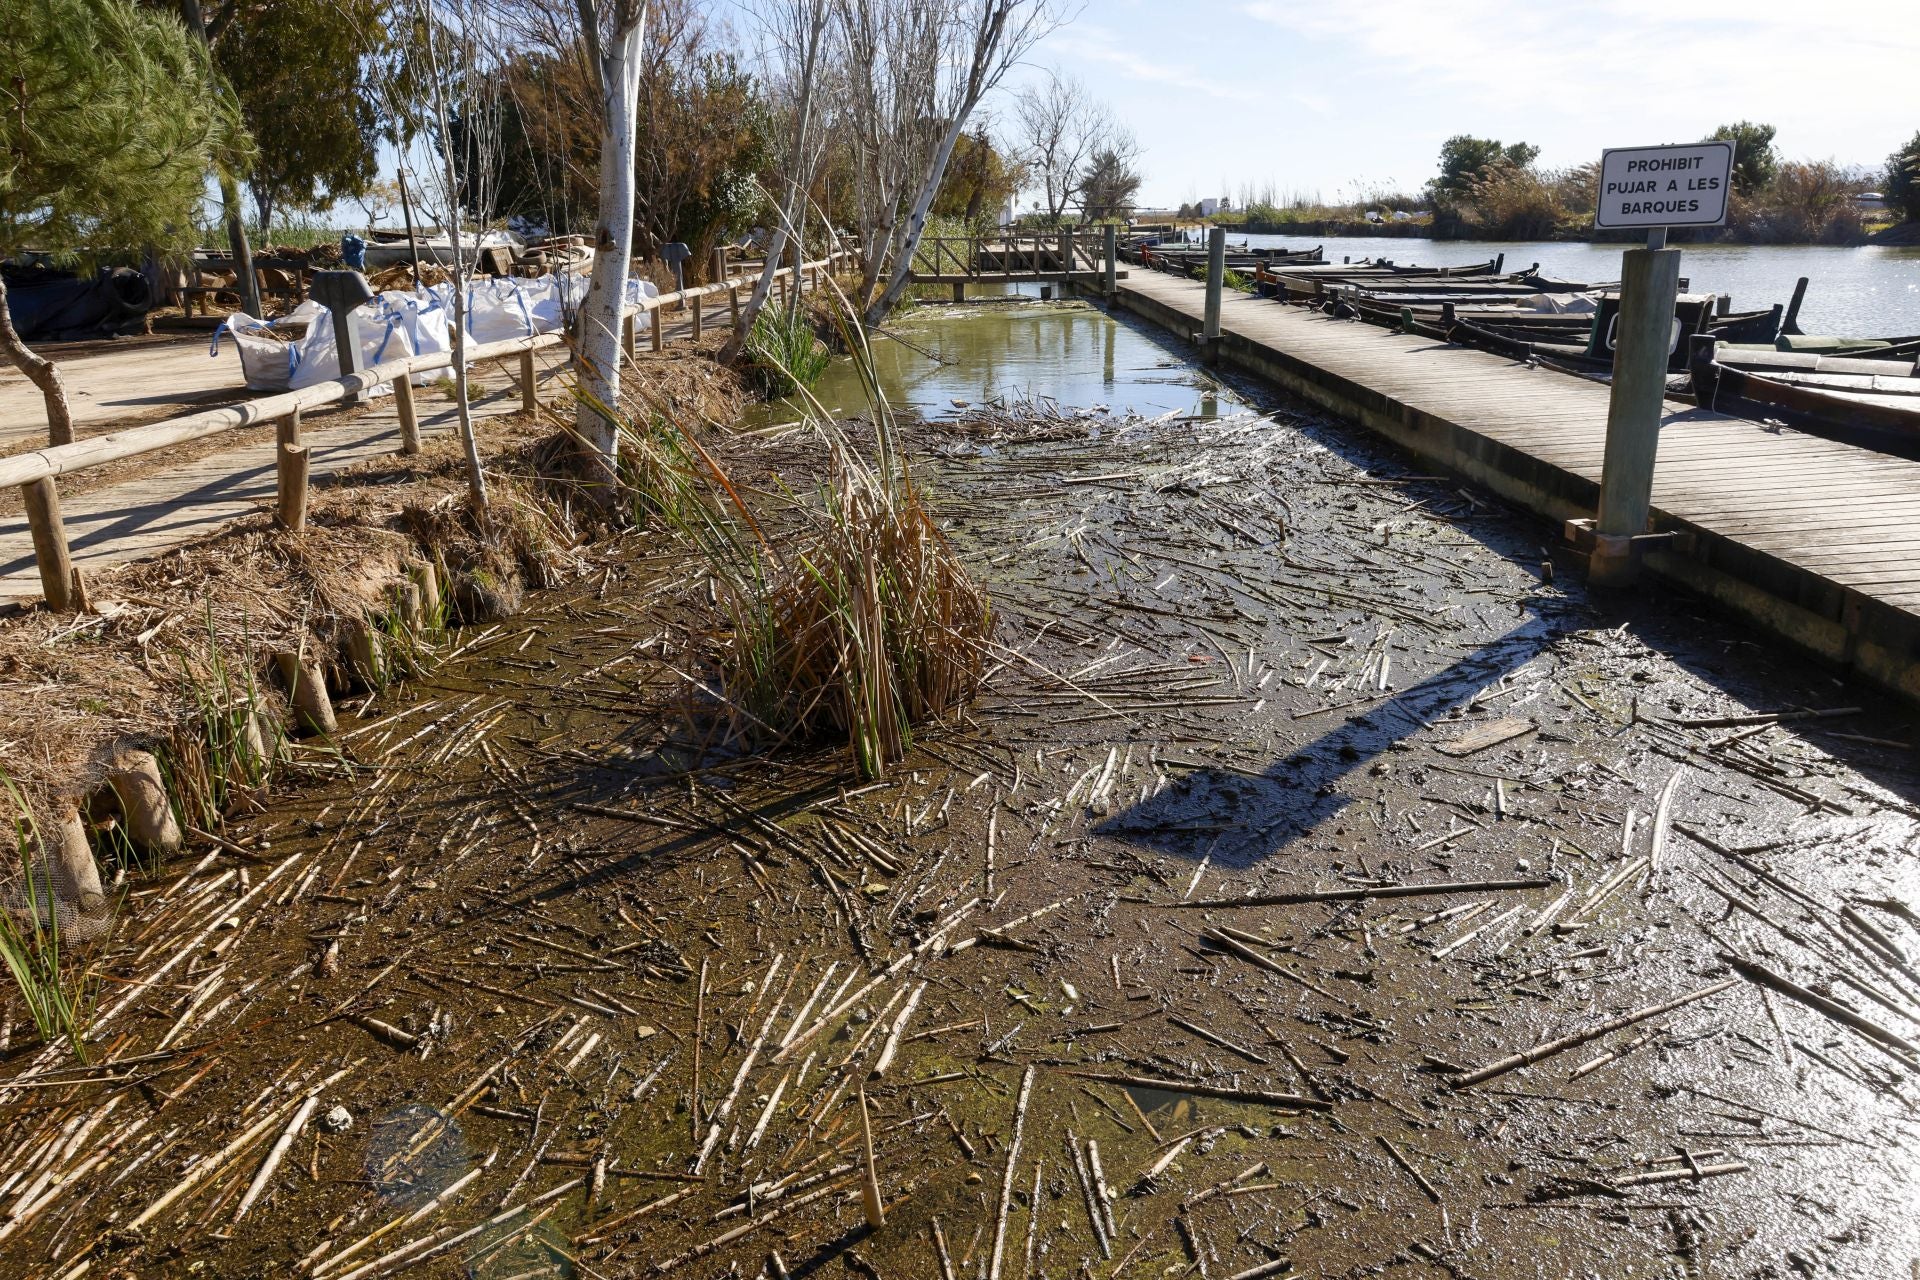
0 274 76 447
218 168 262 321
720 4 826 366
574 13 647 496
865 117 971 327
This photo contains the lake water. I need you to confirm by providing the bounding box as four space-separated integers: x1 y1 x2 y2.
1202 231 1920 337
773 292 1243 424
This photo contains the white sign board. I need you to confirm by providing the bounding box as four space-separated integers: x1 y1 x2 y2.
1595 141 1735 229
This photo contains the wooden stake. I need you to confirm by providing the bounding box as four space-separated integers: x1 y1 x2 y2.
21 477 73 612
650 306 663 352
275 441 309 532
519 349 538 414
394 375 421 454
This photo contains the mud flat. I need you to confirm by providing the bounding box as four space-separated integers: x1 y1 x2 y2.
3 306 1917 1278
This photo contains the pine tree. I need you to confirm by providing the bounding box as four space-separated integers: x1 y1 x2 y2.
0 0 245 445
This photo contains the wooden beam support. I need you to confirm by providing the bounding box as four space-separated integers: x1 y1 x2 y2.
519 349 539 414
394 374 420 454
276 441 309 532
21 477 74 612
623 312 636 358
650 306 664 352
691 295 703 341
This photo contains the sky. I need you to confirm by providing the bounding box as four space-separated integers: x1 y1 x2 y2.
1014 0 1920 210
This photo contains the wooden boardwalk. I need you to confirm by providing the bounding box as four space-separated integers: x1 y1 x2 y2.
0 346 571 605
1113 270 1920 696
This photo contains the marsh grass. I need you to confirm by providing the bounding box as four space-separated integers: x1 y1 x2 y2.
596 287 991 779
0 770 97 1059
161 608 284 831
745 305 830 398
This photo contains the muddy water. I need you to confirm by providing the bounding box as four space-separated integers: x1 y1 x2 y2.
12 298 1920 1278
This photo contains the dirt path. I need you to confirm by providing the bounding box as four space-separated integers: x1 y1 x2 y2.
2 387 1918 1278
0 333 256 454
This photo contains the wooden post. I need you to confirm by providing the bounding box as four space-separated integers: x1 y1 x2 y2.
22 477 74 612
519 348 538 413
1591 243 1681 587
1203 226 1226 346
393 374 421 454
277 405 302 448
622 311 637 358
728 286 740 327
650 305 664 352
1059 231 1072 286
711 246 726 286
1103 224 1117 296
951 281 965 304
691 294 703 341
276 440 310 531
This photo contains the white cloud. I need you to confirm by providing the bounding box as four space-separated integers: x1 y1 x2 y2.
1051 23 1264 105
1239 0 1920 163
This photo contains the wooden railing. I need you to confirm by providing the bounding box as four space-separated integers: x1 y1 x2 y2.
908 229 1119 282
5 249 849 612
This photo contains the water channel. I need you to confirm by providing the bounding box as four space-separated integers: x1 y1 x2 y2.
1198 230 1920 335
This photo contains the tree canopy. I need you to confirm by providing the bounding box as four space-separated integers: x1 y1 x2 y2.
1888 130 1920 222
1076 146 1142 221
0 0 243 257
931 130 1023 224
1709 120 1779 195
1428 135 1539 200
206 0 393 231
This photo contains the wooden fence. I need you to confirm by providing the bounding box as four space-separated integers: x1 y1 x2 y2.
2 250 849 612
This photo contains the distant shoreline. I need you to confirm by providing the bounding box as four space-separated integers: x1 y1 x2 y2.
1189 216 1920 248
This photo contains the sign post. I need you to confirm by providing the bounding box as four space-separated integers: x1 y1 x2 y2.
1586 140 1733 586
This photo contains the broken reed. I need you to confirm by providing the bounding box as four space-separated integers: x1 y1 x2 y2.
602 301 990 780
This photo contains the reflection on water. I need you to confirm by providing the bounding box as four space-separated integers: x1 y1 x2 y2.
764 286 1240 424
1216 231 1920 336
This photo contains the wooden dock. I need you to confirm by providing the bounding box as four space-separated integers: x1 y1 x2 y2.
1109 270 1920 701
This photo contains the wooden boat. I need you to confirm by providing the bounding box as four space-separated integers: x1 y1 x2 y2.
1689 336 1920 460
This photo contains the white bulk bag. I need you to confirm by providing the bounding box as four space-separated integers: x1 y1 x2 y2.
383 287 455 385
288 299 411 395
463 278 538 344
209 309 310 391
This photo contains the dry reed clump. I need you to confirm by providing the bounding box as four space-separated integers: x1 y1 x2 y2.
740 436 989 778
626 317 992 779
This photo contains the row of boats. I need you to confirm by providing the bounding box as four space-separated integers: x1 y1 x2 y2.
1120 238 1920 460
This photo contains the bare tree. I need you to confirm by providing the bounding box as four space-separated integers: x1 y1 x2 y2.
1011 70 1110 225
571 0 649 495
719 0 831 366
373 0 502 510
860 0 1069 326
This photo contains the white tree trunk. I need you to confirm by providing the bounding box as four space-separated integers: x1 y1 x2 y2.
575 13 648 491
865 116 969 327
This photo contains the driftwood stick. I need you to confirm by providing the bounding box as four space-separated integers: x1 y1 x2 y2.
1721 954 1920 1061
1175 877 1551 909
1065 1070 1331 1111
985 1065 1035 1280
1453 979 1738 1088
859 1088 885 1230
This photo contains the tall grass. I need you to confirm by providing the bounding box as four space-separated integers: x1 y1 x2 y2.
162 608 283 831
745 306 830 398
605 297 990 779
1731 160 1868 244
0 771 96 1059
